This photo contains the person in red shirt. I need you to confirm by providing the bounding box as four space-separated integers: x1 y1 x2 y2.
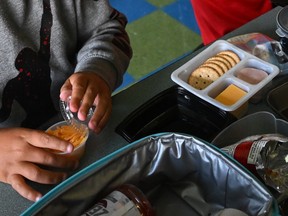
190 0 273 45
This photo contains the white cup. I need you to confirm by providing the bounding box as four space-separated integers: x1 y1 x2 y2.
46 120 89 160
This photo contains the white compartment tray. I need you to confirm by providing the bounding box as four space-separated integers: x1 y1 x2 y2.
171 40 279 111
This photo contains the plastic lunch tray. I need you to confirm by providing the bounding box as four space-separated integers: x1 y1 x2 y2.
171 40 280 111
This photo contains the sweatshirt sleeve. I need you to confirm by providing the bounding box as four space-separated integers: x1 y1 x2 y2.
74 0 132 91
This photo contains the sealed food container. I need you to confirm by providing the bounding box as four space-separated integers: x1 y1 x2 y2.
81 184 155 216
171 40 279 112
22 133 279 216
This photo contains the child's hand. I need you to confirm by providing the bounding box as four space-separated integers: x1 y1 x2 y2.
60 72 112 134
0 128 78 202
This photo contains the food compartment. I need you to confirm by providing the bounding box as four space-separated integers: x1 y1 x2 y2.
233 58 275 85
171 40 280 111
207 78 249 108
186 47 242 90
171 40 245 92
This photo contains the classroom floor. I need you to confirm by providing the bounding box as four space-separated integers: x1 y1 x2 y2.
110 0 202 92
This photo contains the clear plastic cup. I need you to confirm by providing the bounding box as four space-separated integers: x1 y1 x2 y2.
59 96 95 130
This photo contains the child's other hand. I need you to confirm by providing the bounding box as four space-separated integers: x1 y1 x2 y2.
0 128 78 202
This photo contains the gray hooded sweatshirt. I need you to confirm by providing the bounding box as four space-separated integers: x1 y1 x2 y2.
0 0 132 128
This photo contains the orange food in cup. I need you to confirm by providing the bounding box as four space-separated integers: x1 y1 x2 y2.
46 124 87 148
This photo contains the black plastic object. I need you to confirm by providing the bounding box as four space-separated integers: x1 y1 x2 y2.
276 6 288 55
116 86 237 143
267 81 288 121
276 6 288 36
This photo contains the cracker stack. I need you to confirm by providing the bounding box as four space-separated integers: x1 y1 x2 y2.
188 50 240 90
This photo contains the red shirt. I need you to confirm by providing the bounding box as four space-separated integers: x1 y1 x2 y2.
190 0 273 45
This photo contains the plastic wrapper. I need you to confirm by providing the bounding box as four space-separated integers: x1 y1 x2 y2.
227 33 288 74
222 133 288 194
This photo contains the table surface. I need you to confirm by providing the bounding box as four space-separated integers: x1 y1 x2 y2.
0 6 285 216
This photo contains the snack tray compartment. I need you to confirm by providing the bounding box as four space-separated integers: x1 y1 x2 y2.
171 40 279 111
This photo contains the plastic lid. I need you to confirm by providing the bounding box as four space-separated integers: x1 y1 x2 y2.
59 96 95 130
276 6 288 37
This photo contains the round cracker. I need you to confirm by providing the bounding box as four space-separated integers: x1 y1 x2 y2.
217 53 236 67
201 62 225 76
218 50 241 63
205 59 229 74
206 56 231 72
188 66 220 90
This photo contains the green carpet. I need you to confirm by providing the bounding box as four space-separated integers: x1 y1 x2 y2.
127 10 202 80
